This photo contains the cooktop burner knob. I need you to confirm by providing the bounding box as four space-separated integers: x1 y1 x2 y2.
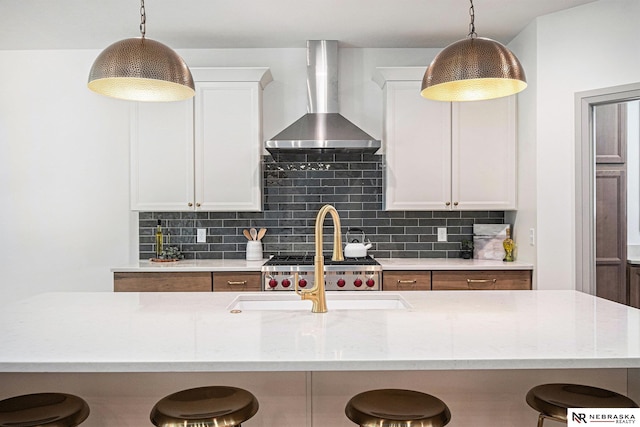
268 279 278 288
281 278 291 288
337 278 346 288
354 278 363 287
299 278 307 288
366 278 375 287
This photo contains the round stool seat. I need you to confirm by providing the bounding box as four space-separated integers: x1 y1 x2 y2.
345 388 451 427
150 386 259 427
526 383 639 422
0 393 90 427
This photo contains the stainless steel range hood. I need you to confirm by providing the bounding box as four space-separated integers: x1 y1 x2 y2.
265 40 380 155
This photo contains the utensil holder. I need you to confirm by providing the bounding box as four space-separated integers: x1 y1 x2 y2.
246 241 263 261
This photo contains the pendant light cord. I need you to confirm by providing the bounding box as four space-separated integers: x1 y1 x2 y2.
467 0 477 39
139 0 146 39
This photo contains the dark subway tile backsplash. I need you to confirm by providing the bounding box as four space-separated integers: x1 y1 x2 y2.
139 153 504 260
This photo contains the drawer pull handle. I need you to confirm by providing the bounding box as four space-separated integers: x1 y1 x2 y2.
397 280 417 284
466 278 497 289
227 281 247 286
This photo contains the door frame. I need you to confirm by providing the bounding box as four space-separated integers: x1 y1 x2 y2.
575 83 640 295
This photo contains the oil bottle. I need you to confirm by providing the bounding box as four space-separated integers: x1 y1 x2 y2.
503 227 514 262
155 219 163 258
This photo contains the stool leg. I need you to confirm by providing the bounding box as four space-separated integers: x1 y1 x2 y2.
537 414 545 427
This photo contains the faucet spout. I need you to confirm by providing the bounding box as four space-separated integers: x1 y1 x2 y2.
295 204 343 313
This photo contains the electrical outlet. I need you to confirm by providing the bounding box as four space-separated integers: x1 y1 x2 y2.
529 228 535 246
196 228 207 243
437 227 447 242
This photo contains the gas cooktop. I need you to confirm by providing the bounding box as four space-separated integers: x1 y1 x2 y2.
263 254 380 266
261 254 382 291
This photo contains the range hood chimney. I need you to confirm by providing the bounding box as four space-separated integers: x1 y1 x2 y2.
265 40 381 155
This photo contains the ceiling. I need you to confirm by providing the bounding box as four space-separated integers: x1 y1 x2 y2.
2 0 598 50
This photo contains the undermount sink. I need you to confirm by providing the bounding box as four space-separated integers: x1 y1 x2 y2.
227 292 411 311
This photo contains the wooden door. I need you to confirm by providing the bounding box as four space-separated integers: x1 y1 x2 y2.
594 103 627 304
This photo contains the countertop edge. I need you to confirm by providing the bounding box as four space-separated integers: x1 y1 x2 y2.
1 358 636 373
112 258 534 272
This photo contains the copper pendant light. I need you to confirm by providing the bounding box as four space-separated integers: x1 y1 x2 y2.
421 0 527 102
88 0 195 102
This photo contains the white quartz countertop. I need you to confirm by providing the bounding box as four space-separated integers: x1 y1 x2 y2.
112 259 268 272
111 258 533 272
377 258 532 270
0 290 637 373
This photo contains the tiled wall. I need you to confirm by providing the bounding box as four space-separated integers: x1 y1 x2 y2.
139 153 504 259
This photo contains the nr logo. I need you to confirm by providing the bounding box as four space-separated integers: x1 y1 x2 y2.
572 412 587 423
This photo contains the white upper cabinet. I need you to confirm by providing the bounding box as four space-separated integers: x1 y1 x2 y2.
381 79 452 210
130 67 272 212
374 67 517 211
130 99 194 211
452 97 517 210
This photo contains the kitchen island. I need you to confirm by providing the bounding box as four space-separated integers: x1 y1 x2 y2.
0 290 638 426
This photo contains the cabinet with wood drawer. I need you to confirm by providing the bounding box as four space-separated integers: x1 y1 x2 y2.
382 271 432 291
431 270 532 290
212 272 262 292
113 272 213 292
627 264 640 309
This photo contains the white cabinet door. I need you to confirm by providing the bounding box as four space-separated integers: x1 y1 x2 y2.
130 68 270 212
130 100 194 211
194 82 262 211
452 96 517 210
376 67 517 211
383 81 451 210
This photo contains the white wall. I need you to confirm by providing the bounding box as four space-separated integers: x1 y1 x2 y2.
180 47 441 143
0 47 439 305
532 0 640 290
0 50 134 306
506 21 538 285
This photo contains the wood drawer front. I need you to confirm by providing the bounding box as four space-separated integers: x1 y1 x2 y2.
114 272 212 292
432 270 531 290
213 272 262 292
383 271 431 291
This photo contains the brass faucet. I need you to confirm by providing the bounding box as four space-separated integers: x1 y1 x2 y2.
295 204 344 313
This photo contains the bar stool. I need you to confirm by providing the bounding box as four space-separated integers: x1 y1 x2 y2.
150 386 259 427
345 388 451 427
0 392 90 427
526 383 639 426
